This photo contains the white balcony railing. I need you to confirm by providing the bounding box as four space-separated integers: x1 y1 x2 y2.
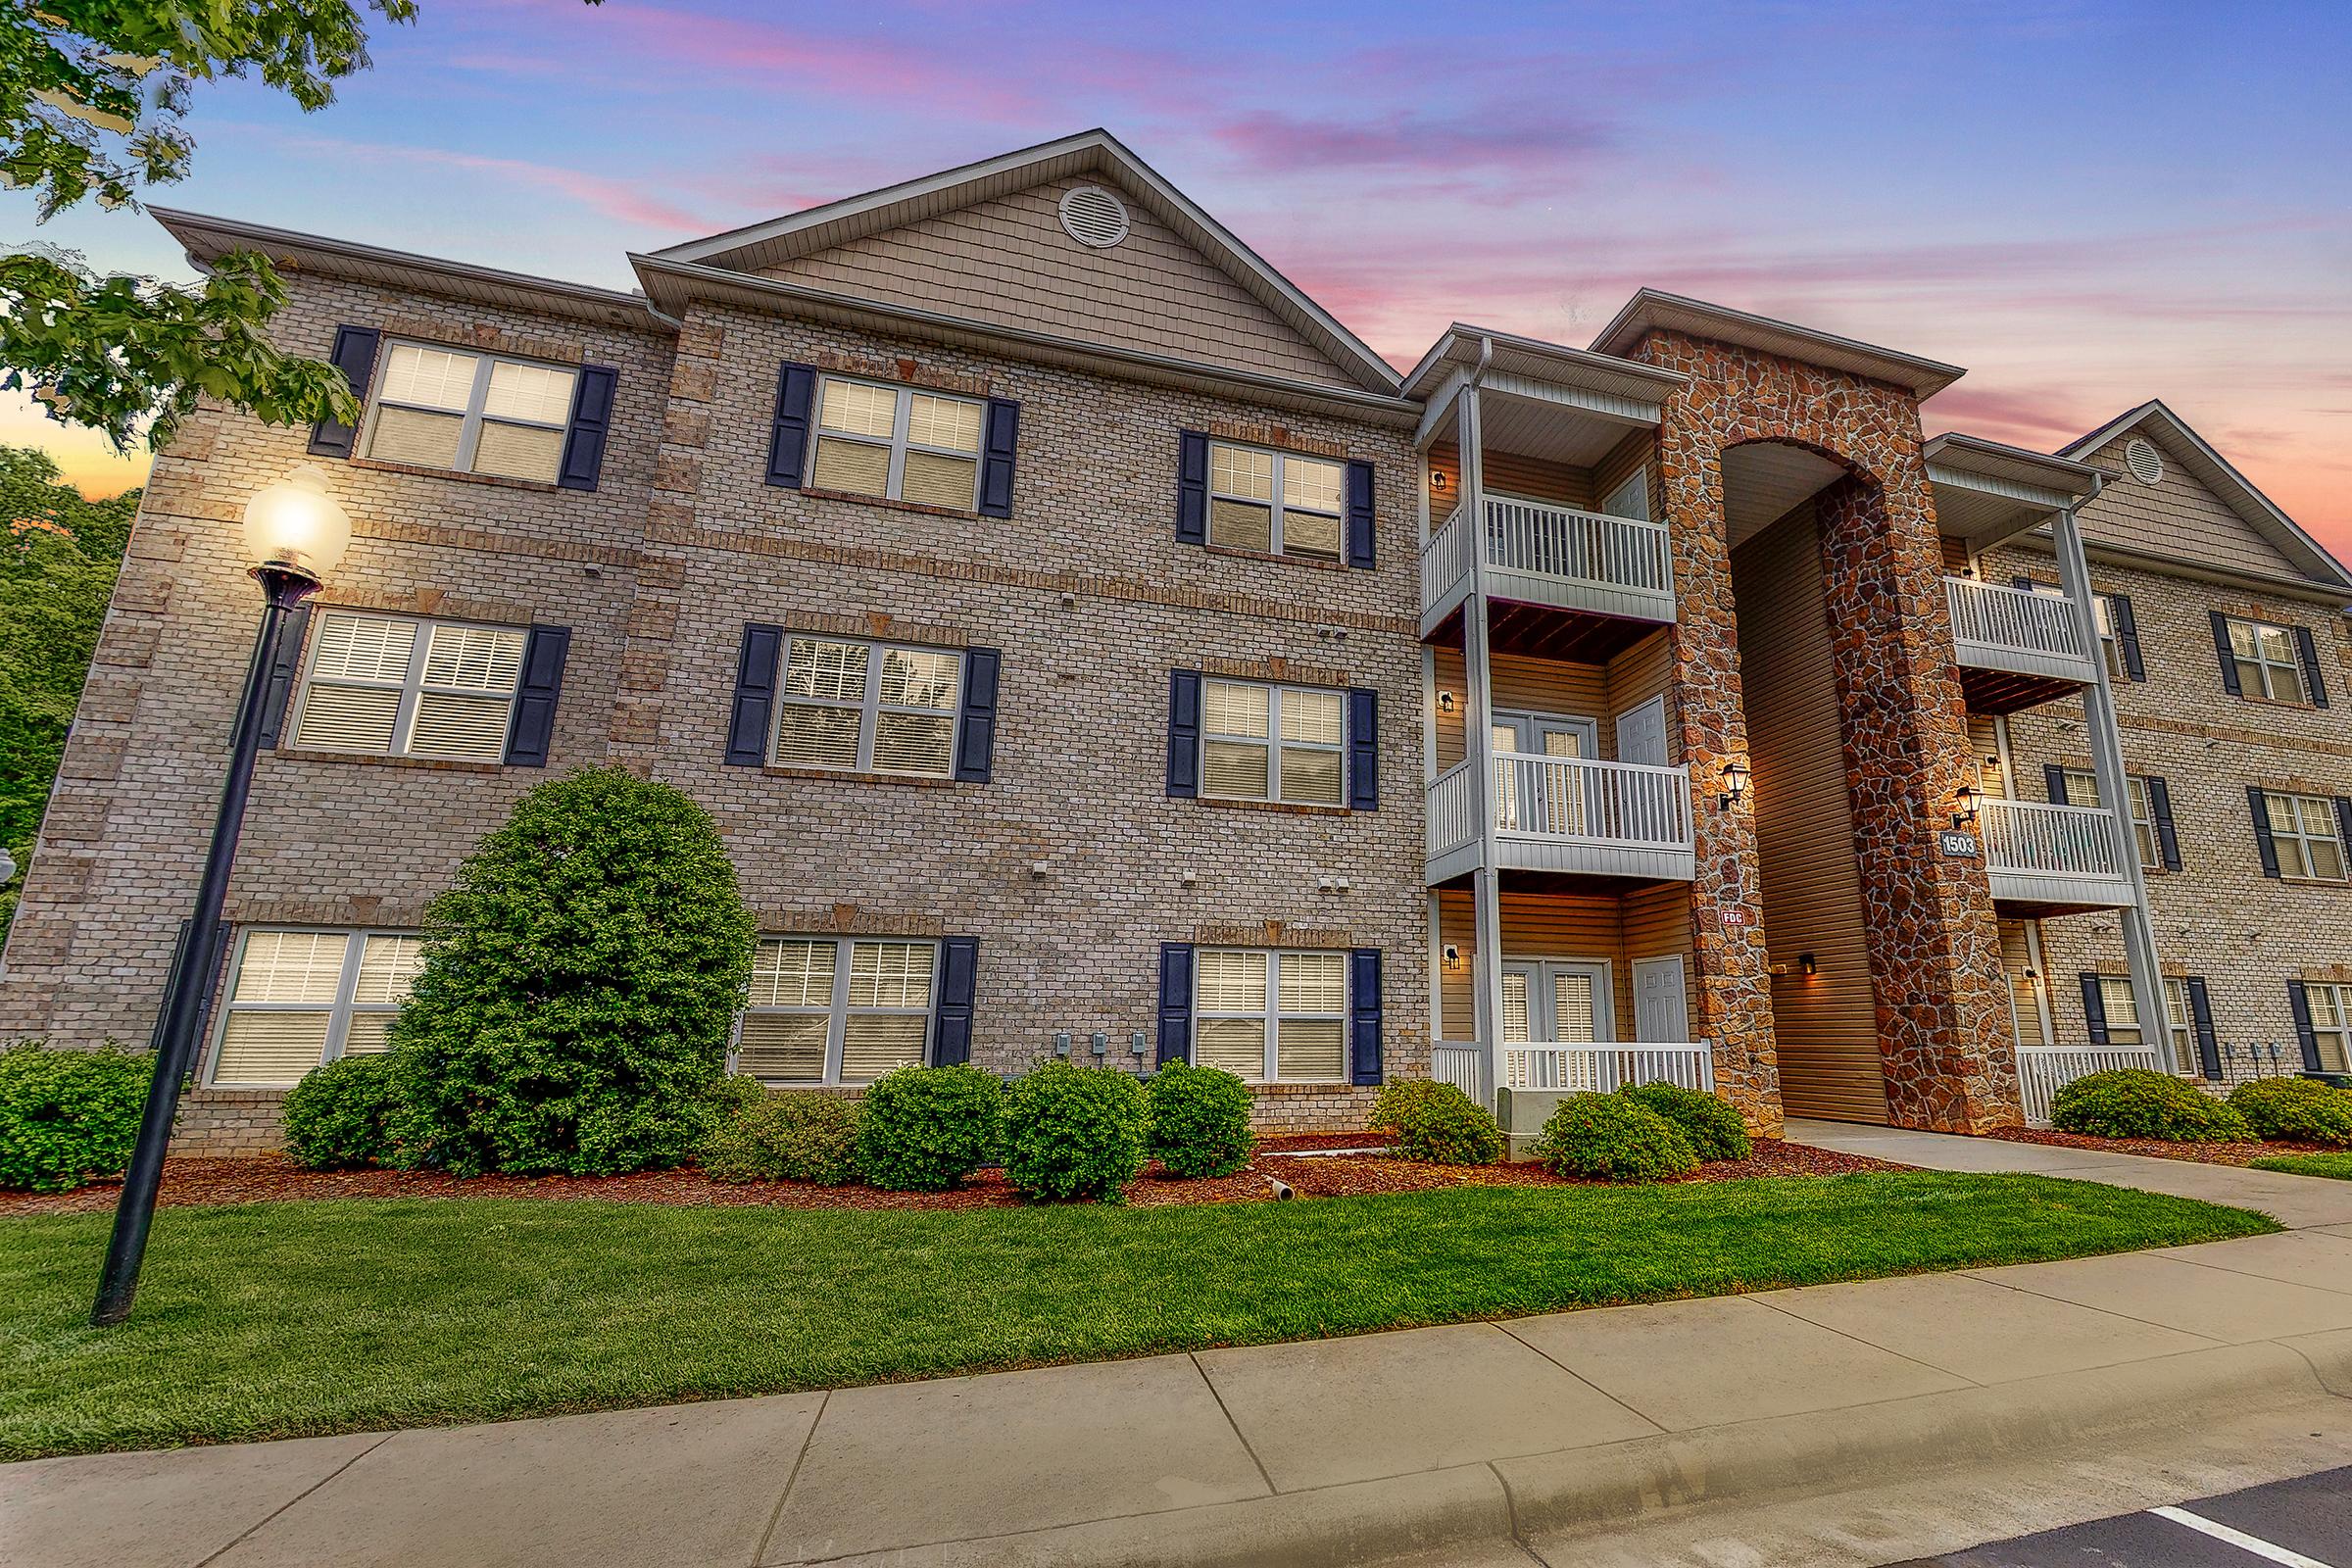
1421 497 1675 623
1427 758 1481 861
1980 799 2131 882
1420 502 1475 618
1494 754 1692 851
2017 1046 2159 1126
1944 576 2093 665
1432 1044 1487 1104
1500 1041 1715 1095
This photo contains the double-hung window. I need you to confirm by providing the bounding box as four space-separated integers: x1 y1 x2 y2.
1194 949 1348 1082
738 936 936 1083
809 376 984 509
362 340 577 483
211 928 422 1085
1207 441 1346 562
2095 974 2192 1063
2305 983 2352 1073
2062 769 2162 870
771 635 960 777
2225 617 2309 704
2263 791 2347 879
292 610 527 761
2090 596 2129 683
1200 679 1344 806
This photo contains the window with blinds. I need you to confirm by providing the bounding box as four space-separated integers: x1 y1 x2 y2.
211 929 423 1085
1207 440 1344 562
771 635 959 776
1200 679 1344 806
292 610 527 761
2263 791 2347 880
2062 769 2163 870
1194 948 1348 1083
2306 984 2352 1073
809 376 984 509
738 936 936 1083
362 341 577 483
2095 974 2192 1063
2226 617 2309 704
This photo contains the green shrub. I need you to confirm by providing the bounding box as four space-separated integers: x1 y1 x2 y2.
1617 1081 1751 1162
2049 1069 2251 1142
1529 1093 1697 1183
2229 1077 2352 1148
701 1089 861 1185
1371 1078 1502 1165
281 1052 406 1170
1003 1061 1151 1203
855 1064 1004 1192
0 1040 150 1192
388 768 756 1177
1145 1061 1254 1177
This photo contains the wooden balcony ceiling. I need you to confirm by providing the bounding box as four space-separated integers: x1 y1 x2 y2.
1426 600 1665 662
1430 866 1690 898
1955 664 2090 715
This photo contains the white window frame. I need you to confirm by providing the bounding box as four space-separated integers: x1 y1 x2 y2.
2062 768 2163 871
811 375 984 508
735 936 939 1085
1195 947 1349 1084
2226 616 2309 704
361 340 576 480
2097 973 2191 1062
289 610 527 761
208 927 420 1087
2307 983 2352 1073
1200 678 1347 807
2090 595 2130 683
2264 790 2347 880
1206 439 1346 562
770 635 962 777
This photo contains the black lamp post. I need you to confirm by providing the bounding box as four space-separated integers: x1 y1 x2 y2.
92 466 351 1326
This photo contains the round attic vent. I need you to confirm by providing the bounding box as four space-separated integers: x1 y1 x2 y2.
1057 185 1131 249
2124 437 2165 485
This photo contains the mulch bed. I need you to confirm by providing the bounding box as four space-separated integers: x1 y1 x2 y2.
1986 1126 2340 1167
0 1138 1907 1218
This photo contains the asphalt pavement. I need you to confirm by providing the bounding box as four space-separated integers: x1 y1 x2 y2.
1894 1464 2352 1566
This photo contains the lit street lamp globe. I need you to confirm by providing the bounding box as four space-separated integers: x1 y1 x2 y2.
240 463 351 581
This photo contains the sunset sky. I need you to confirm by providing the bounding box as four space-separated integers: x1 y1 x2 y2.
9 1 2348 551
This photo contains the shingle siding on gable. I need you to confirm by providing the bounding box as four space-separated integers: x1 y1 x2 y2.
754 175 1362 391
2074 429 2304 582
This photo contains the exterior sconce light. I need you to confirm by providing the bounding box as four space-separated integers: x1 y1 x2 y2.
1953 785 1980 828
1718 761 1749 810
1437 690 1457 714
1798 953 1817 977
1430 469 1450 492
1442 944 1463 969
2021 966 2039 982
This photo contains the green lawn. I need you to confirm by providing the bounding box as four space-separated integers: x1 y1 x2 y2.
0 1172 2273 1460
2251 1152 2352 1180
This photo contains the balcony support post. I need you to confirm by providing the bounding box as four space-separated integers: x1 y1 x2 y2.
2054 493 2173 1071
1460 344 1505 1107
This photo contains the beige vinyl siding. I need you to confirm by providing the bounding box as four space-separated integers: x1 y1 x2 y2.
1732 504 1887 1122
757 176 1358 392
2075 429 2303 581
1436 891 1630 1040
1965 714 2006 796
1604 629 1678 761
1998 917 2048 1048
1941 534 1973 572
1621 883 1697 1031
1425 443 1594 515
1590 429 1657 521
1432 650 1610 771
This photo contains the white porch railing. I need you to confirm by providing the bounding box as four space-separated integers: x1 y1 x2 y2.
1427 758 1480 861
1420 497 1674 619
1432 1044 1487 1105
1420 502 1474 615
1501 1042 1715 1094
1494 754 1692 851
2017 1046 2159 1126
1980 799 2130 881
1944 576 2092 663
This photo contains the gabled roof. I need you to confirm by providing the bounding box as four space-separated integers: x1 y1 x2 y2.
652 128 1400 397
1590 288 1966 399
2061 399 2352 592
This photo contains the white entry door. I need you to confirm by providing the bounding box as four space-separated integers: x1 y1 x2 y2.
1501 960 1614 1044
1633 956 1689 1043
1614 696 1669 769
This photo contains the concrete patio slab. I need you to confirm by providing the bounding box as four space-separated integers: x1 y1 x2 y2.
1501 1293 1967 1430
1968 1250 2352 1342
1194 1322 1657 1492
1757 1269 2219 1383
2154 1228 2352 1291
764 1354 1265 1561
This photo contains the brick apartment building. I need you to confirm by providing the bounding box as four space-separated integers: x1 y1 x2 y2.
3 130 2346 1151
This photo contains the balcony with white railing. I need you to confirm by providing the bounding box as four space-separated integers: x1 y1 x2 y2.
1429 1040 1715 1110
2016 1046 2160 1126
1426 753 1696 886
1944 576 2099 712
1421 497 1677 642
1979 798 2137 911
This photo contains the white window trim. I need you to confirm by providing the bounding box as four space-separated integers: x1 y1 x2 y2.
771 636 962 777
813 375 984 508
361 340 574 478
2063 768 2162 871
2308 983 2352 1073
1206 439 1345 562
207 927 416 1087
2097 973 2192 1061
289 610 526 760
1200 678 1346 807
736 936 939 1085
2265 790 2346 880
1195 947 1349 1084
2227 616 2308 704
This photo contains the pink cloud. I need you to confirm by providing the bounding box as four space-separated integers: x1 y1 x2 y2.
271 133 710 233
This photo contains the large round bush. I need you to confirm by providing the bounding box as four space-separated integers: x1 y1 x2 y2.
1371 1078 1502 1165
1529 1093 1697 1183
855 1064 1004 1191
2049 1069 2250 1142
702 1088 861 1184
1146 1060 1253 1178
281 1052 406 1170
1003 1061 1151 1202
0 1040 149 1192
388 767 756 1177
1617 1082 1750 1162
2230 1077 2352 1147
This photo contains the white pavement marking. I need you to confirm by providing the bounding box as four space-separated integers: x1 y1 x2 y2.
2151 1504 2339 1567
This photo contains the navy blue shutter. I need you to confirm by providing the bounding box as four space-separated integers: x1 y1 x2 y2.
556 365 618 491
1347 687 1379 810
978 399 1019 517
765 363 817 489
1345 460 1376 569
955 647 1000 783
2184 977 2220 1079
2080 974 2109 1048
2295 625 2328 708
932 938 977 1065
2211 612 2242 696
2289 982 2322 1071
503 625 571 767
1166 670 1201 798
254 603 314 748
2249 786 2281 877
1175 431 1208 545
2043 764 2069 806
2146 775 2181 871
2109 594 2145 680
1348 948 1384 1086
307 325 381 458
1156 944 1195 1067
724 624 783 765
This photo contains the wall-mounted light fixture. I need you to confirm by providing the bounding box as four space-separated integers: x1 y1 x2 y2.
1952 784 1980 828
2021 966 2039 982
1437 690 1457 714
1718 760 1749 810
1430 469 1450 492
1442 943 1463 969
1798 953 1817 977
